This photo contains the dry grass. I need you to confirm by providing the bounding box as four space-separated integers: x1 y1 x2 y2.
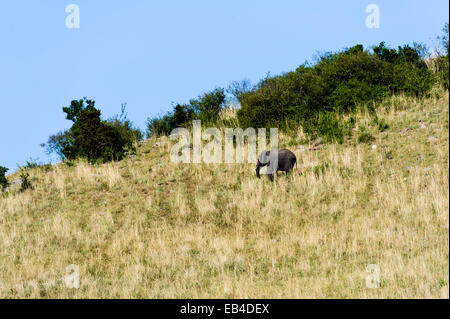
0 89 448 298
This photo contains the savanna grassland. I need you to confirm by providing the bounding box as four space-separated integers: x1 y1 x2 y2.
0 88 448 298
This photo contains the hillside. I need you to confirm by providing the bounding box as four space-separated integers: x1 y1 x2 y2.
0 88 448 298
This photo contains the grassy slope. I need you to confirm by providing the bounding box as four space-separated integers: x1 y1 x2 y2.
0 89 448 298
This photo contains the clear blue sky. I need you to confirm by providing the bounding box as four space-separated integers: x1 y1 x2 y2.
0 0 448 171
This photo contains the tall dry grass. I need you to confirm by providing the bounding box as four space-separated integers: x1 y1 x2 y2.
0 89 448 298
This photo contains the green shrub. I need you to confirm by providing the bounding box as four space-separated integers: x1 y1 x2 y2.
190 88 226 124
236 42 433 141
70 108 126 162
436 55 449 90
316 45 394 111
23 158 40 170
42 130 74 159
147 88 226 137
0 166 9 190
146 114 173 137
151 35 440 143
106 103 143 152
357 132 376 144
19 171 32 192
435 23 449 90
44 98 142 163
300 111 350 144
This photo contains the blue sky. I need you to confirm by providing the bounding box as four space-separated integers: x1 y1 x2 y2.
0 0 448 171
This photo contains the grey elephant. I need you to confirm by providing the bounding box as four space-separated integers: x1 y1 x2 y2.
256 149 297 181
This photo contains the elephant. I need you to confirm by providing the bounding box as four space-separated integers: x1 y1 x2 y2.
256 149 297 181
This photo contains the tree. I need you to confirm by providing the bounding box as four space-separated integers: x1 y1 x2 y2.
190 88 226 123
438 22 449 55
63 98 96 122
42 129 74 159
435 22 449 90
146 114 172 137
106 103 143 147
169 104 194 129
237 42 433 136
227 79 253 102
0 166 9 190
44 99 142 162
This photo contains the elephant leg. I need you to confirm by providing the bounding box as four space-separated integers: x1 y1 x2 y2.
267 174 274 182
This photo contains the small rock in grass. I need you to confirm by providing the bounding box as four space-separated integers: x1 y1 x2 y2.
371 145 377 149
428 136 438 142
12 179 22 185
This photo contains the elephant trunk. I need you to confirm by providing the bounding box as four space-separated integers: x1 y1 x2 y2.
256 161 262 179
